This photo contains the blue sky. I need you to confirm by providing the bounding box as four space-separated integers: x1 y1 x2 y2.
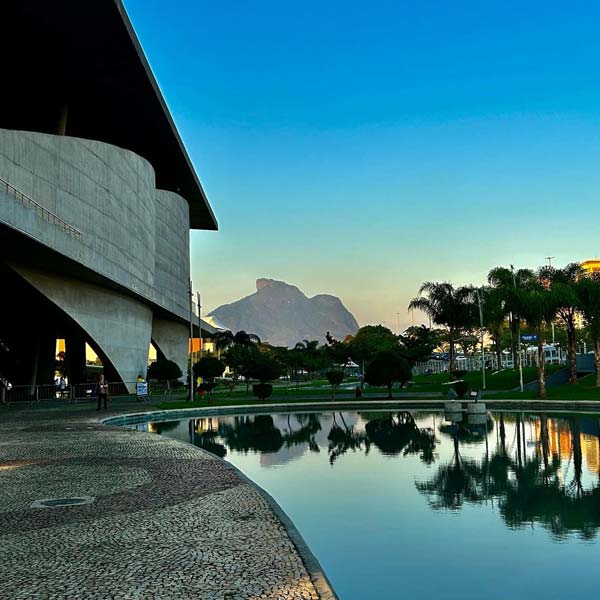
124 0 600 330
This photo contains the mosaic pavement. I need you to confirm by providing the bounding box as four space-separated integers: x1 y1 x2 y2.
0 404 324 599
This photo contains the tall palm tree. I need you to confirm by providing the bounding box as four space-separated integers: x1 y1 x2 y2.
576 274 600 387
487 266 535 366
408 282 474 371
510 281 558 398
213 330 234 359
538 263 582 384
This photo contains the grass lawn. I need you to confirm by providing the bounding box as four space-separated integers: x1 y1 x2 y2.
488 373 600 400
410 365 563 392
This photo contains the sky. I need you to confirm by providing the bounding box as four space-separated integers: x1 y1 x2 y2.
124 0 600 332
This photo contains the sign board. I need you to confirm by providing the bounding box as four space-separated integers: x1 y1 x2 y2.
136 381 148 397
521 334 538 342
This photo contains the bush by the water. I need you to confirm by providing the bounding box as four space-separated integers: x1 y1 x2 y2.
253 383 273 400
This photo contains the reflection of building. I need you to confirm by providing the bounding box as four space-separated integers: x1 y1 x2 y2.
535 418 600 477
1 3 216 390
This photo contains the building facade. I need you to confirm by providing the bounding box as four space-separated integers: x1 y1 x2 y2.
0 1 217 390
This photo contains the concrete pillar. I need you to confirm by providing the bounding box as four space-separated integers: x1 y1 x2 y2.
151 317 188 380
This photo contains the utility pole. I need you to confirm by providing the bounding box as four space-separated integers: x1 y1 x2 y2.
396 312 401 335
197 291 202 361
476 288 486 390
188 279 194 402
511 265 524 392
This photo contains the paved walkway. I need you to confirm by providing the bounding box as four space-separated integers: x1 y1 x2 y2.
0 401 328 600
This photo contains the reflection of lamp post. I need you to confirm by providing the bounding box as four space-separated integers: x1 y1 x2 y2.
476 288 486 390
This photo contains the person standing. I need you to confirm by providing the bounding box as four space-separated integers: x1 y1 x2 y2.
97 373 109 410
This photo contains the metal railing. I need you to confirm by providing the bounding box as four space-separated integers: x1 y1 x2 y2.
0 176 83 241
1 380 186 405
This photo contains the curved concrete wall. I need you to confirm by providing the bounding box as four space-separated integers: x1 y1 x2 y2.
0 129 190 322
155 190 190 317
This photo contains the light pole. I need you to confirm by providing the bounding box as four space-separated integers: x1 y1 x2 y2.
188 279 194 402
511 265 524 392
545 256 555 268
476 288 486 390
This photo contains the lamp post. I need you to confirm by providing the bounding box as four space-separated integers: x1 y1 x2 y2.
511 265 524 392
188 279 194 402
476 288 486 390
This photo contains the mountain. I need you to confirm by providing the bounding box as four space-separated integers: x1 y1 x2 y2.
208 278 359 347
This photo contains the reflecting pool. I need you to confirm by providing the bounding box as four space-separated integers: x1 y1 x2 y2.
140 410 600 599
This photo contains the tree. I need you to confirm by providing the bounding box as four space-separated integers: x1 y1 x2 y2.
246 352 283 400
510 282 558 398
488 266 535 367
364 350 412 399
398 325 442 367
193 356 225 392
478 286 507 370
147 359 182 382
538 263 582 384
347 325 398 371
292 340 329 379
408 282 474 371
576 274 600 387
212 330 234 358
326 370 344 400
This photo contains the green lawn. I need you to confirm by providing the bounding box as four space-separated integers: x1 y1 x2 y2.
410 365 563 392
488 373 600 400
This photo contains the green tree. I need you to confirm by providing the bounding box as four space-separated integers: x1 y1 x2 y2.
347 325 398 371
193 356 225 391
147 359 182 382
576 274 600 387
398 325 442 367
488 266 535 366
364 350 412 399
408 282 474 371
326 370 344 400
246 352 283 400
538 263 582 384
510 281 558 398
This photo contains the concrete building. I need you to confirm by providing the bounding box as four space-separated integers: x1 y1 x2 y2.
0 1 217 391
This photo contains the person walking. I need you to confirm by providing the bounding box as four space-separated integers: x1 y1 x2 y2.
97 372 109 410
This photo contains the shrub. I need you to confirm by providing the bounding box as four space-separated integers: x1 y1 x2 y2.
253 383 273 401
452 380 469 398
147 359 182 382
326 370 344 400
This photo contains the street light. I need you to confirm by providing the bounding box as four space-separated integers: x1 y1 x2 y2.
476 288 486 390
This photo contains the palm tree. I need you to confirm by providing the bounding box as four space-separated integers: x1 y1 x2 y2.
480 286 506 369
213 330 234 359
538 263 582 384
576 274 600 387
408 282 474 371
233 330 261 346
488 266 535 366
510 281 558 398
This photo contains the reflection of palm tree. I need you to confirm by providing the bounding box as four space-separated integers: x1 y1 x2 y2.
283 413 322 453
327 412 370 465
418 413 600 541
416 426 484 509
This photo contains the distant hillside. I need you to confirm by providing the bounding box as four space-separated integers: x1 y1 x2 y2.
209 278 359 347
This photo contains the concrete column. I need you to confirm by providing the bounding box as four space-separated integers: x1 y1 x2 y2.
151 317 189 380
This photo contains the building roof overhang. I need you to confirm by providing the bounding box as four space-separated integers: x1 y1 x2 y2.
1 0 217 230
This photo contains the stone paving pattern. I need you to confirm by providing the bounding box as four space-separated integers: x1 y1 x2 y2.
0 403 321 599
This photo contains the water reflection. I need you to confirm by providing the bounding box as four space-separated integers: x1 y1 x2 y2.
151 410 600 542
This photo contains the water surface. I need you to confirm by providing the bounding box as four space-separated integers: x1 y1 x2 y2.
140 410 600 599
